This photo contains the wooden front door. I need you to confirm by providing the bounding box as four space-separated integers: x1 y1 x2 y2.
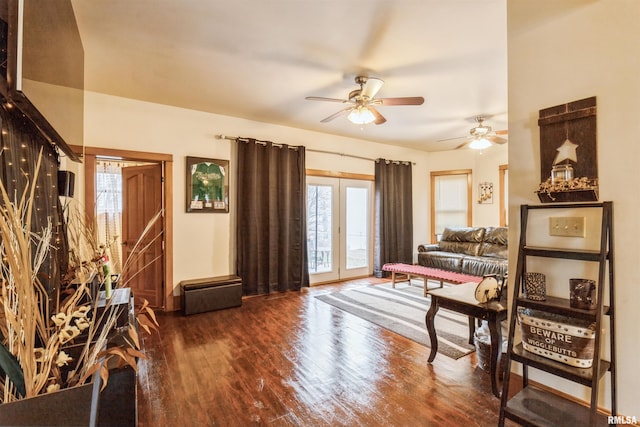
122 164 164 307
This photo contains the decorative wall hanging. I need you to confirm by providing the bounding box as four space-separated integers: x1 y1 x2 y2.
536 96 598 202
478 182 493 204
186 156 229 212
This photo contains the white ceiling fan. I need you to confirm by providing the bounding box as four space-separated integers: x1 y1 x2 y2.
439 116 508 149
305 75 424 125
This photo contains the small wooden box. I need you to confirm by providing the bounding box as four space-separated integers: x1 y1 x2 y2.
181 275 242 315
518 308 596 368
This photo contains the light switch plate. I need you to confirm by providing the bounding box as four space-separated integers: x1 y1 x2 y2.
549 216 585 237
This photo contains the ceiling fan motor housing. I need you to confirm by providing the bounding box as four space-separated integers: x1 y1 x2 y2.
354 75 369 85
471 117 492 136
349 89 363 101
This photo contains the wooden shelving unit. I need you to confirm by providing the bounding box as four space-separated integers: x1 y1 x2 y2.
499 202 616 427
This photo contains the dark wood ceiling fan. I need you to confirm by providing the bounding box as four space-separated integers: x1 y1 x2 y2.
305 75 424 125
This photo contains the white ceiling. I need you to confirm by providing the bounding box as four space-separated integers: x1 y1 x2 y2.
70 0 507 152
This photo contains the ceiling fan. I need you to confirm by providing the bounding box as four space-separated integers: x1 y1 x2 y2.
305 76 424 125
439 116 508 149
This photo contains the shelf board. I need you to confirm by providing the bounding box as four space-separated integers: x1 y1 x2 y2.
525 202 607 210
503 386 609 426
511 344 610 386
523 246 606 261
516 296 609 321
536 189 599 204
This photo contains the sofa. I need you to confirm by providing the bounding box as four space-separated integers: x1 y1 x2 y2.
417 226 508 277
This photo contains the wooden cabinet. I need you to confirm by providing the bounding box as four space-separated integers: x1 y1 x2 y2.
499 202 616 427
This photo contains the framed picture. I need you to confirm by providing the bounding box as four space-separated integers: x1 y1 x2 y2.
478 182 493 204
186 156 229 213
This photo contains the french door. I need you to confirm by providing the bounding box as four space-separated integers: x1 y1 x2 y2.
307 176 373 284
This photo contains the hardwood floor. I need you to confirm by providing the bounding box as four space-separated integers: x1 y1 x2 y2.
137 278 517 426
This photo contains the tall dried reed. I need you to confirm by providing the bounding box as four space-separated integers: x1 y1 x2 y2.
0 151 158 403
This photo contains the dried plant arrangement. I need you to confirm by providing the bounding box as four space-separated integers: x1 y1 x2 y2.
0 152 159 403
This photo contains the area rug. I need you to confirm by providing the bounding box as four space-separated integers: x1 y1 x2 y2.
315 281 475 360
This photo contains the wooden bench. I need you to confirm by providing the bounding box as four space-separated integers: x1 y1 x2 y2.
382 263 482 297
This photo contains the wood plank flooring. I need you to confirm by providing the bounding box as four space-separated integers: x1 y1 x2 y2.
137 278 517 426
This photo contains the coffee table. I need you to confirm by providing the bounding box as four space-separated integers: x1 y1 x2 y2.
425 281 507 397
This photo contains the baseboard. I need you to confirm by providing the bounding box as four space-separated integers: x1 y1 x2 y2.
310 274 372 286
168 295 181 312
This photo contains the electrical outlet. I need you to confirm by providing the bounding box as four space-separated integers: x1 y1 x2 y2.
549 216 585 237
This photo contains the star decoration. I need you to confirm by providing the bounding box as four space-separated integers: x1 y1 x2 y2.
553 139 579 165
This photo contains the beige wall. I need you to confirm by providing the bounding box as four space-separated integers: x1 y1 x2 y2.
428 144 508 227
76 92 435 292
71 91 508 293
508 0 639 414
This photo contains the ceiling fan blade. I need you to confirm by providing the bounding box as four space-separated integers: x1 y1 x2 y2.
368 106 387 125
306 96 350 103
455 140 471 150
437 135 467 142
320 107 353 123
489 136 508 144
495 129 508 135
376 96 425 106
361 77 384 99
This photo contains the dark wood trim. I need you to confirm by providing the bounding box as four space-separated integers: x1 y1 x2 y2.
499 164 508 227
537 106 597 126
82 146 174 311
84 153 97 230
163 161 176 311
70 145 173 163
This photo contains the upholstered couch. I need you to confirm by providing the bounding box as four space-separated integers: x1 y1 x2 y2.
417 226 508 277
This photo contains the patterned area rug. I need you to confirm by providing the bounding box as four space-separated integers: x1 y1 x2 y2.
315 281 476 360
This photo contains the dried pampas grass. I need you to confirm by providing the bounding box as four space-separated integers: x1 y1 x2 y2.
0 150 159 403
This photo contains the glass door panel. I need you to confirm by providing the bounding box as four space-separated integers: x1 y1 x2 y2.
340 179 372 279
307 176 373 284
307 177 339 283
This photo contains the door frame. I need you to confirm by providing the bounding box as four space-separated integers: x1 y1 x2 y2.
74 146 175 311
306 169 374 284
499 164 508 227
306 175 340 284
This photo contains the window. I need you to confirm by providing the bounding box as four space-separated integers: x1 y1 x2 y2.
96 163 123 214
430 170 472 243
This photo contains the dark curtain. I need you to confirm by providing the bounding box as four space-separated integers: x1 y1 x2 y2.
373 159 413 278
0 103 67 297
236 139 309 295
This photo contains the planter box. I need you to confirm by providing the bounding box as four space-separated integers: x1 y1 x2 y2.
0 366 136 426
518 308 596 368
0 371 100 426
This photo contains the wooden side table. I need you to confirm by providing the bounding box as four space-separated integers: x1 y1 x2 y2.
425 282 507 397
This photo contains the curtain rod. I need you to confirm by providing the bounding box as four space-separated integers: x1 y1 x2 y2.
214 134 415 165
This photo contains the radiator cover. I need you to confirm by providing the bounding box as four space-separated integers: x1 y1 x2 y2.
181 275 242 315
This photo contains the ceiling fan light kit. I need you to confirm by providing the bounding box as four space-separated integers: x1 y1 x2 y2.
348 106 376 125
469 137 492 150
441 115 508 150
306 75 424 126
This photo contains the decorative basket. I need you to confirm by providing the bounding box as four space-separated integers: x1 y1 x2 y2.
474 332 507 374
517 308 596 368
